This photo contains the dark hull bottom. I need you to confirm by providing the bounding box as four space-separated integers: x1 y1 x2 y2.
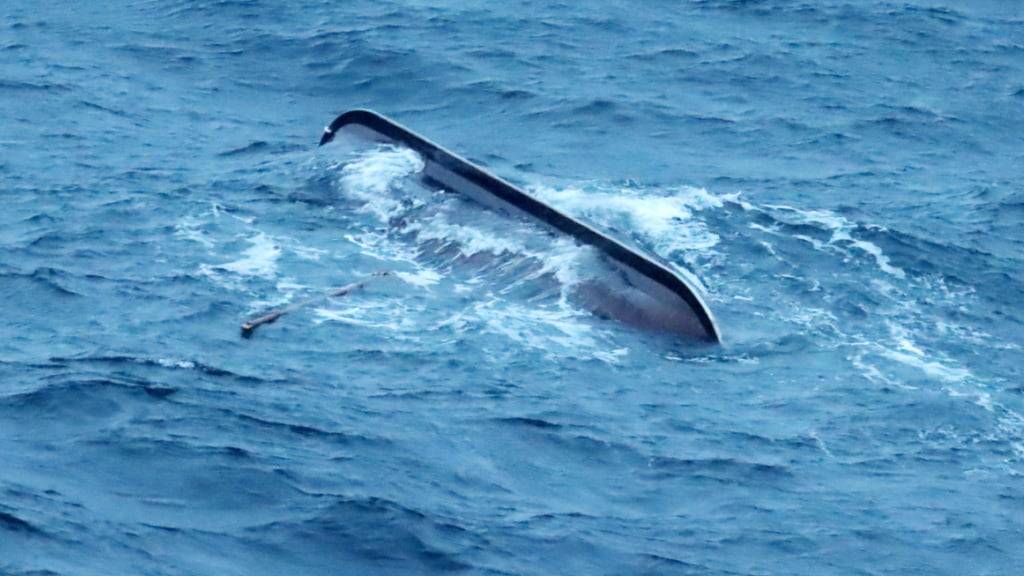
319 109 721 344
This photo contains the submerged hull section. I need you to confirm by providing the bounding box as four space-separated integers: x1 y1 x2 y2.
320 109 721 343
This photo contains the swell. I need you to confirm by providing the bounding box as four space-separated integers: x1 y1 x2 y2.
48 355 274 385
0 268 83 298
0 376 177 435
724 196 1024 293
645 455 793 483
229 412 390 448
246 495 477 572
0 507 46 536
493 416 794 486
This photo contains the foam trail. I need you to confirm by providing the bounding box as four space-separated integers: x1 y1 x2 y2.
759 203 907 279
530 184 724 257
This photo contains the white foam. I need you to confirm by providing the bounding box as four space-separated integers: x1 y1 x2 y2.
758 240 778 257
400 207 591 302
471 298 625 363
337 146 424 221
396 269 442 288
404 210 529 257
344 231 411 263
877 321 972 383
313 300 415 332
759 203 906 279
849 351 893 386
327 150 725 359
880 348 971 383
290 244 326 261
530 184 723 256
726 196 1023 464
809 430 834 458
723 193 756 211
156 358 196 370
218 233 282 278
174 216 215 249
833 229 906 279
516 237 588 289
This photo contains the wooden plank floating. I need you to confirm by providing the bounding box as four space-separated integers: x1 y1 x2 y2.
240 271 391 338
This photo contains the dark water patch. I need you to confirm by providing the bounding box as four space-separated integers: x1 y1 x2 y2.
0 80 72 92
494 416 562 430
644 455 792 484
692 0 777 16
232 412 389 447
465 47 518 61
114 43 200 67
88 435 259 465
0 268 82 297
901 4 966 25
822 169 877 181
570 99 618 116
78 100 129 118
143 386 178 399
861 115 934 136
626 47 699 63
217 141 304 157
69 436 306 510
48 355 274 385
768 116 814 133
0 507 46 535
0 377 176 424
162 0 283 20
0 569 62 576
942 535 1002 554
368 388 450 401
248 496 475 572
637 552 713 573
21 213 60 226
457 79 536 101
873 104 948 123
680 113 736 127
501 424 649 469
719 430 822 453
25 229 107 250
515 510 597 526
219 140 270 156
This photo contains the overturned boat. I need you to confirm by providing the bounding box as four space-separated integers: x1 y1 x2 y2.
319 109 721 343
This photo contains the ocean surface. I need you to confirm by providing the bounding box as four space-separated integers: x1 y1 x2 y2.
2 1 1022 574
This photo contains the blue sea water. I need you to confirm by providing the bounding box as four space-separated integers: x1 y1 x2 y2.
1 1 1023 574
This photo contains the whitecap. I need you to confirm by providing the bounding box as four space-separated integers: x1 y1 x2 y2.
758 203 906 279
530 183 723 256
337 145 425 221
395 268 442 288
218 232 282 278
174 216 215 249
